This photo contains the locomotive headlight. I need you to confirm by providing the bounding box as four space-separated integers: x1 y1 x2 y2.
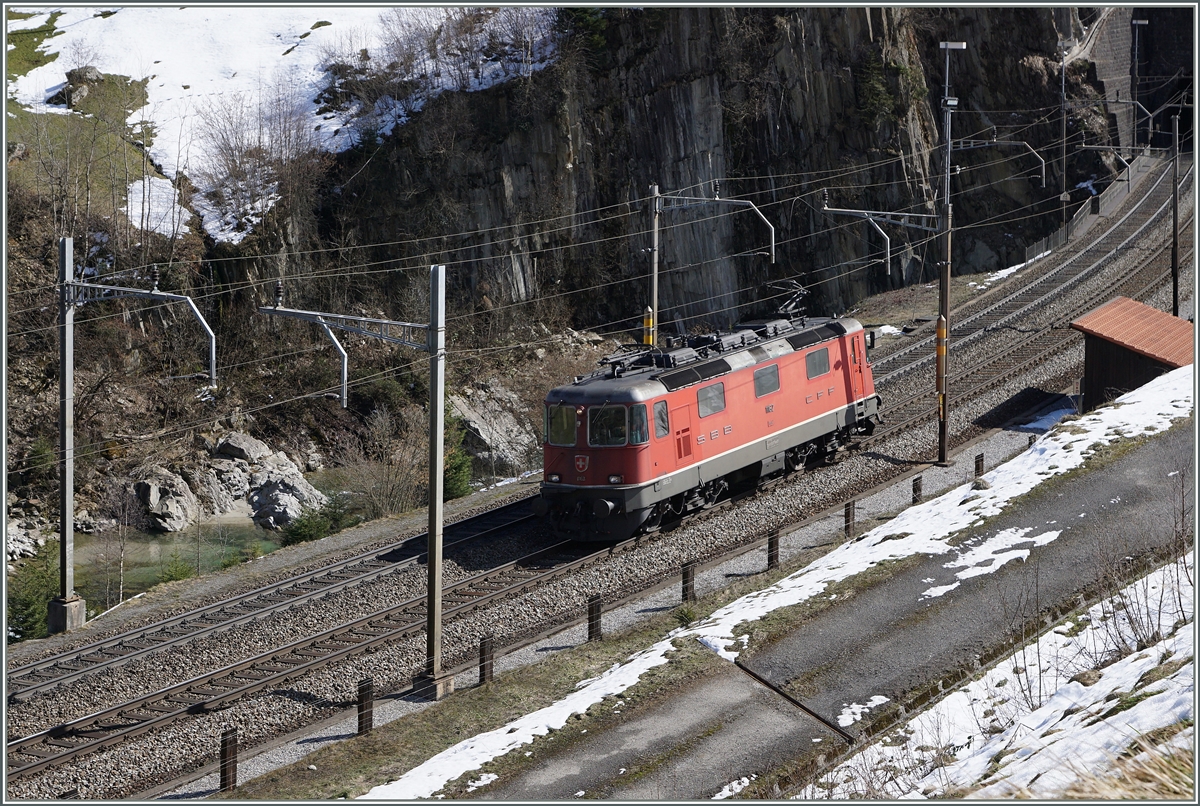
547 473 561 483
607 474 623 484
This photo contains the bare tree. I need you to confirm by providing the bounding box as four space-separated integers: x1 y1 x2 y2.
97 479 148 608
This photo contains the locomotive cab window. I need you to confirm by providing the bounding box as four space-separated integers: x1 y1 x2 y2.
806 347 830 379
630 404 649 445
754 364 780 397
697 382 726 418
546 404 577 447
653 400 669 438
589 405 627 446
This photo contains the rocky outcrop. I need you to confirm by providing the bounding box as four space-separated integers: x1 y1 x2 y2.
189 434 329 529
247 452 328 529
123 432 325 532
196 457 253 514
216 432 272 462
5 496 117 571
332 7 1115 328
134 467 202 532
7 516 50 571
450 382 541 476
48 65 104 108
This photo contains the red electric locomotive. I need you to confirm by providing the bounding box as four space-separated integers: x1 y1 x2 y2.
533 311 882 540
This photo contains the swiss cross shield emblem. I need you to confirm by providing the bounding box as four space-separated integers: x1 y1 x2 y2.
574 455 589 472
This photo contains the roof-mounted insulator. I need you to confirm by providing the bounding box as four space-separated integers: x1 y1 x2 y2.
151 268 160 292
275 279 284 308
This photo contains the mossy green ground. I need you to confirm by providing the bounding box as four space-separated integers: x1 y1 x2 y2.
6 9 155 221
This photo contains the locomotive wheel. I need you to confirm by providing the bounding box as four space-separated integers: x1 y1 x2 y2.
641 504 663 533
785 448 806 473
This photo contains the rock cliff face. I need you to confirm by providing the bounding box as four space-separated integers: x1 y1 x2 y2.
329 7 1121 330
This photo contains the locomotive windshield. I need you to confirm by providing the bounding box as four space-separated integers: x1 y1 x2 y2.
546 404 577 446
589 404 627 446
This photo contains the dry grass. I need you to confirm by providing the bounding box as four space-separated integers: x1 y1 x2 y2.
1045 738 1194 800
849 275 985 331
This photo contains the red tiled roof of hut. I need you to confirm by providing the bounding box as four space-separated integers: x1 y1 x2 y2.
1071 296 1194 368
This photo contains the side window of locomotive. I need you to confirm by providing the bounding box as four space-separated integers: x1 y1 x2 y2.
546 404 577 447
589 405 627 446
653 400 669 438
754 364 780 397
630 404 649 445
697 382 726 418
806 347 830 379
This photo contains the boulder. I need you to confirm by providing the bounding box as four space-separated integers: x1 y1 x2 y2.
216 432 272 462
248 452 327 529
66 83 88 107
66 65 103 84
196 457 252 514
134 467 201 532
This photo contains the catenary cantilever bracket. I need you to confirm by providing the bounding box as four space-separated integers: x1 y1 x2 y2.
821 191 939 276
67 279 218 387
257 296 430 408
661 192 776 264
952 136 1046 187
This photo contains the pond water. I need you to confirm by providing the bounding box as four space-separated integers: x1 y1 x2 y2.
72 502 280 618
68 472 369 619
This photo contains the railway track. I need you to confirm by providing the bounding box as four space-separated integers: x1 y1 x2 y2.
7 535 640 779
5 155 1193 795
868 157 1193 442
5 499 535 704
874 157 1187 380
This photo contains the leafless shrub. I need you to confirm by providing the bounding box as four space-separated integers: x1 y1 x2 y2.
192 66 322 240
93 479 149 611
63 37 103 73
491 6 555 78
1088 433 1194 665
331 405 429 520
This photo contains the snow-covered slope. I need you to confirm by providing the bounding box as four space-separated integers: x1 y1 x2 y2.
8 6 555 241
